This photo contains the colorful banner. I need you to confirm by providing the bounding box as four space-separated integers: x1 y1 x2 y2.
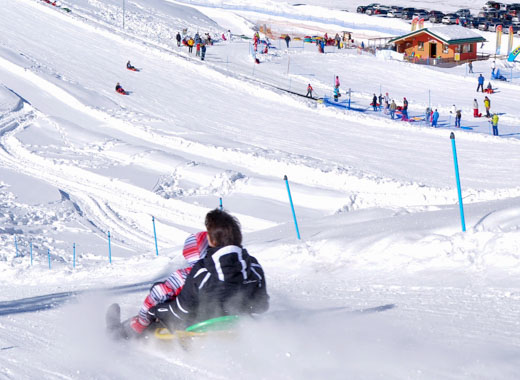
508 26 514 55
495 25 503 55
418 18 424 29
411 18 418 31
508 45 520 62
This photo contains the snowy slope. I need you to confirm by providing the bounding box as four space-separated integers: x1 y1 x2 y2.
1 0 520 379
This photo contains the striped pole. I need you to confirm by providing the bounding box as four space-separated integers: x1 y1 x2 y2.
73 243 76 269
284 175 301 240
450 133 466 232
152 216 159 256
108 231 112 264
48 249 51 269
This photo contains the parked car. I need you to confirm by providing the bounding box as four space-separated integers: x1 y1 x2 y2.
387 6 403 18
456 9 472 17
357 4 381 13
429 11 445 23
478 10 500 18
387 9 403 18
413 10 430 20
442 14 459 24
487 20 503 32
401 7 416 20
468 17 487 28
372 6 390 16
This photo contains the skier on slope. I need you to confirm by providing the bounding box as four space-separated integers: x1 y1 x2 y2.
473 99 481 117
372 94 378 111
402 97 409 120
306 83 313 98
126 61 137 70
176 32 181 47
107 209 270 339
432 109 439 128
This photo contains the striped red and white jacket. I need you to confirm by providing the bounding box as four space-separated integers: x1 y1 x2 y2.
130 231 208 333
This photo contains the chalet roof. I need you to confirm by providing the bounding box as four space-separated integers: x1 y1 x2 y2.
389 26 486 45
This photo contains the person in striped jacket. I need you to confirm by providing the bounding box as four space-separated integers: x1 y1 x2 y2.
122 231 209 337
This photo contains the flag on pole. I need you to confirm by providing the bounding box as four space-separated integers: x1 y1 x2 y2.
507 26 514 55
495 25 503 55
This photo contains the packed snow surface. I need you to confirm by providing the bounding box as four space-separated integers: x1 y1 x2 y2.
1 0 520 379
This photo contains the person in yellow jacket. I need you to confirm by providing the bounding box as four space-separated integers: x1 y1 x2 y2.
484 96 491 118
187 37 195 53
491 113 499 136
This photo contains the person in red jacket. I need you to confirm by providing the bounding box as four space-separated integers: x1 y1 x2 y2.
306 83 313 97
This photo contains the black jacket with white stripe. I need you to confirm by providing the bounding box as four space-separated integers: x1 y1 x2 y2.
163 245 269 328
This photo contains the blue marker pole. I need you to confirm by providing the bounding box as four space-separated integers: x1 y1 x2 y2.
14 236 19 257
108 231 112 264
284 175 301 240
73 243 76 269
152 216 159 256
30 242 33 266
48 249 51 269
219 197 223 210
348 88 351 110
450 133 466 232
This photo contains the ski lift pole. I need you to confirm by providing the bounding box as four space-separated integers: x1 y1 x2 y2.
152 216 159 256
450 133 466 232
30 242 33 266
283 175 301 240
14 236 18 257
48 249 51 269
108 231 112 264
122 0 125 30
73 243 76 269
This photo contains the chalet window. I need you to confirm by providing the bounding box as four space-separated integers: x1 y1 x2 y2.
455 45 461 53
443 44 449 54
418 41 424 51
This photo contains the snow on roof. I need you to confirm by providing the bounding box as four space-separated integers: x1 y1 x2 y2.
427 25 484 42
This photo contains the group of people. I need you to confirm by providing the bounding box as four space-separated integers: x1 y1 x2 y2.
176 31 210 61
107 208 270 340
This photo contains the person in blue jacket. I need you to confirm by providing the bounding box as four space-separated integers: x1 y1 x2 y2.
477 74 484 92
431 109 439 127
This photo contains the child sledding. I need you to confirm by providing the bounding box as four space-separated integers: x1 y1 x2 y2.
126 61 139 72
115 82 128 95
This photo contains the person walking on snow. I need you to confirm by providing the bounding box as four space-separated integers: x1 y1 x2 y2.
468 61 473 74
477 74 484 92
450 104 456 126
372 94 378 111
473 99 481 117
491 60 496 76
333 86 341 101
306 84 313 98
484 96 491 117
284 34 291 48
491 113 499 136
201 44 207 61
455 109 462 128
383 92 390 114
390 99 397 119
432 109 439 128
176 32 181 47
402 97 408 120
335 76 340 89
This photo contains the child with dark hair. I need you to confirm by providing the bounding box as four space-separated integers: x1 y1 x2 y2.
153 208 269 329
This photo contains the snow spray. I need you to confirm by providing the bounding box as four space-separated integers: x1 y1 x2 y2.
284 175 301 240
450 133 466 232
152 216 159 256
108 231 112 264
